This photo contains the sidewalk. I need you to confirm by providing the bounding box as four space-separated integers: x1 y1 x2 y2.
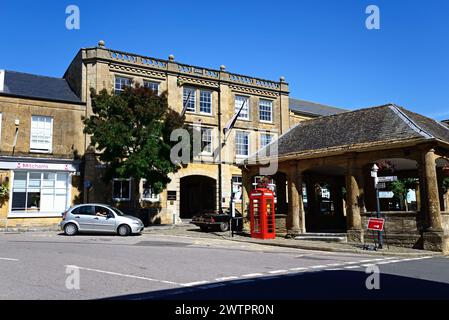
143 224 442 257
1 223 442 256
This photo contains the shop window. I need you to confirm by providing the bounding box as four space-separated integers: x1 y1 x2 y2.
11 171 69 214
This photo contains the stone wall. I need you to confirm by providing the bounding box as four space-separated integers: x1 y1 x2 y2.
361 212 423 248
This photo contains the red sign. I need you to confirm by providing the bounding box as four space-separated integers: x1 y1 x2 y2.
367 218 385 231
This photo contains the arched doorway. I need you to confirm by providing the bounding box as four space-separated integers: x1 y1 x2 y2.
303 166 347 233
180 175 216 219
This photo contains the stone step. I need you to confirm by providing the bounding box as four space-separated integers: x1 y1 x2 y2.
295 233 348 242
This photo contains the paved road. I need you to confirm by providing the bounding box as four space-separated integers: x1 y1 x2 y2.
0 231 447 300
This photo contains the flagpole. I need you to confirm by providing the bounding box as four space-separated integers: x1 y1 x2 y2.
218 81 223 214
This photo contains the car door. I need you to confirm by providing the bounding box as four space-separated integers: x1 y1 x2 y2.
71 205 96 231
93 206 117 232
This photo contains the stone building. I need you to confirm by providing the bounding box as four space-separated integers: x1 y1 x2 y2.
289 98 347 126
242 104 449 252
63 41 290 224
0 70 85 228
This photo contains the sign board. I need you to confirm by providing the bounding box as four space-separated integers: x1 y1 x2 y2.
379 191 394 199
167 191 177 201
0 161 77 172
375 182 386 189
377 176 398 183
367 218 385 231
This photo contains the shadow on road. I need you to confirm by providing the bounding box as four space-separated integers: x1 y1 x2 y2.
106 269 449 300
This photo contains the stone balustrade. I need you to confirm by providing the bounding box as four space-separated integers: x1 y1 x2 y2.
106 49 284 91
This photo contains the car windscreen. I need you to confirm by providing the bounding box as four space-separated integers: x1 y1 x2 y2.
108 207 125 216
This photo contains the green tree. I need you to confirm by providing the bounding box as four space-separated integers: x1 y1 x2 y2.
390 178 418 211
83 85 185 196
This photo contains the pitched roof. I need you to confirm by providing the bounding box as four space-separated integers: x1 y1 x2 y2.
289 98 348 117
0 70 81 104
249 104 449 162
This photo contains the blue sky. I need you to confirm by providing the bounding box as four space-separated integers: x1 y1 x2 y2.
1 0 448 118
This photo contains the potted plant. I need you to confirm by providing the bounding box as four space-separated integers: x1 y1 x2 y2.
0 182 9 207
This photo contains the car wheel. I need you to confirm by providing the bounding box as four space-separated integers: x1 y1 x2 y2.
64 223 78 236
219 222 229 232
118 224 131 237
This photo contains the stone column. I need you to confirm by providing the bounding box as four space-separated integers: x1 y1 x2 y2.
422 149 443 230
286 162 305 237
420 148 447 252
345 159 363 242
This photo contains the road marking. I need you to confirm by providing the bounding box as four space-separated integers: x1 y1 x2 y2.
343 261 359 265
67 265 180 286
309 265 326 269
376 261 393 265
242 273 263 277
268 270 288 274
215 276 239 281
344 265 361 269
361 264 375 267
326 263 343 267
182 280 210 287
289 267 308 271
0 257 19 262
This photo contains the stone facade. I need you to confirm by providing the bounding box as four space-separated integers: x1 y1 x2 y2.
63 43 290 223
0 95 85 228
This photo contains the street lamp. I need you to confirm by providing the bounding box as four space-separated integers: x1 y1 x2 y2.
371 164 383 249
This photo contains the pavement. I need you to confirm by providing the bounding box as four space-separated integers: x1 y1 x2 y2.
141 223 441 257
0 229 448 300
1 222 442 256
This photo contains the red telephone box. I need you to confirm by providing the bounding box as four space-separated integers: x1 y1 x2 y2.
249 188 276 239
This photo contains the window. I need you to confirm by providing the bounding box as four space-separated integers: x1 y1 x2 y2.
232 176 242 202
140 179 160 202
143 80 159 94
72 205 95 216
114 76 131 95
201 127 213 154
235 131 249 156
259 99 273 122
183 87 196 112
113 179 131 201
260 133 273 148
11 171 69 214
235 95 249 120
30 116 53 152
199 90 212 114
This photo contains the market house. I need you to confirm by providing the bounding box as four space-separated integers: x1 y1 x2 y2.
242 104 449 253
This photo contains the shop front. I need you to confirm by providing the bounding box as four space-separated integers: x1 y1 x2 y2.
0 159 81 229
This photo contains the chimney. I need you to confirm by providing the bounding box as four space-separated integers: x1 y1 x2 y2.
0 70 4 92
